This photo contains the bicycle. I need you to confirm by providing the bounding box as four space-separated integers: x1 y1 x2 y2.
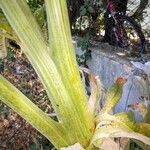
103 0 146 56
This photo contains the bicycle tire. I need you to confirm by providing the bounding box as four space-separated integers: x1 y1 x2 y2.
120 15 146 54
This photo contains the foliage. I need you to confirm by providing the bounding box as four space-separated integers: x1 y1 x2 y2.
0 0 46 59
0 0 150 150
76 0 103 66
26 0 44 12
77 34 91 65
80 0 95 16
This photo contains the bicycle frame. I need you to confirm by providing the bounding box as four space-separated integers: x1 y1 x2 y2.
107 0 115 13
106 0 125 46
105 0 146 54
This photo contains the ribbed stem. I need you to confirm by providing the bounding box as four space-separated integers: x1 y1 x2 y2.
0 0 94 148
0 75 69 148
46 0 94 145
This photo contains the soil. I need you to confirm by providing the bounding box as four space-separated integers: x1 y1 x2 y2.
0 47 54 150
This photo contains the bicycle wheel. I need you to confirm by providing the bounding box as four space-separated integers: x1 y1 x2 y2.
120 16 146 55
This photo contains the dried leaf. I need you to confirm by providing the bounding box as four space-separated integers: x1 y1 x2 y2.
101 138 122 150
92 113 150 148
79 66 102 116
91 125 150 148
112 131 150 146
132 139 150 150
88 73 101 116
60 143 85 150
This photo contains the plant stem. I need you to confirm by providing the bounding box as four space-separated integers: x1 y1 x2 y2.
0 0 95 147
0 75 69 148
46 0 94 145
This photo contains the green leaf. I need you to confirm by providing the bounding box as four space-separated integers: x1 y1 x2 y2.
101 77 127 114
0 0 76 129
93 113 150 148
134 123 150 137
80 6 85 11
0 75 70 148
33 5 45 28
0 11 18 42
0 0 94 148
88 6 94 14
0 0 89 147
96 113 134 131
93 113 133 148
0 12 13 34
80 8 87 16
114 112 136 129
45 0 94 146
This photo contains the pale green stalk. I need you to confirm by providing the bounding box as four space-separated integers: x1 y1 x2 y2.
0 75 69 148
0 0 150 149
0 0 94 148
0 0 72 124
45 0 94 143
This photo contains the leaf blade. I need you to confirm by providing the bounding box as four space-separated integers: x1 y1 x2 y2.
45 0 94 146
0 75 69 148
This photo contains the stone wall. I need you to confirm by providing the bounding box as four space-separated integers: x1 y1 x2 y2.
74 40 150 113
